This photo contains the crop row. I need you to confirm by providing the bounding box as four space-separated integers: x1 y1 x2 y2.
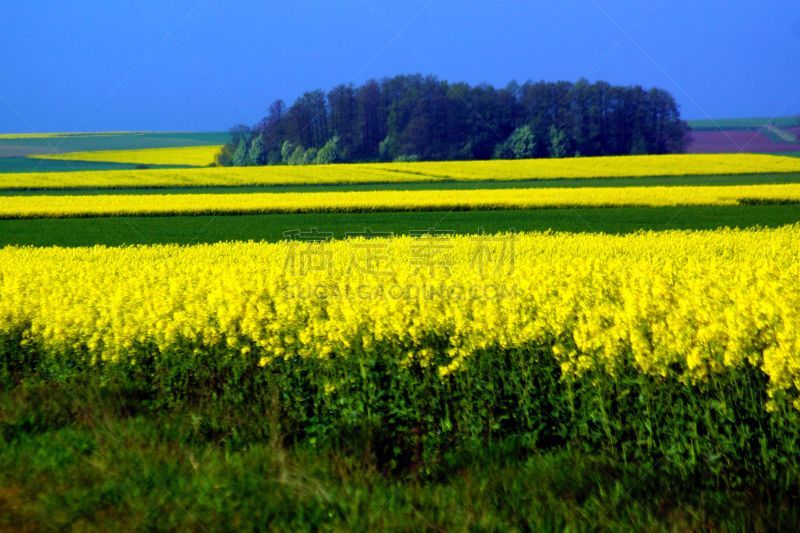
1 226 798 410
2 153 800 190
3 183 800 218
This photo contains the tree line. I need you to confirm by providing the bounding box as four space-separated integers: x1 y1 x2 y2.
217 74 688 166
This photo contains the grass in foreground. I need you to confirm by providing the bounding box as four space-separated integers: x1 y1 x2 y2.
4 183 800 218
2 205 800 247
30 145 223 167
2 385 795 531
2 153 800 190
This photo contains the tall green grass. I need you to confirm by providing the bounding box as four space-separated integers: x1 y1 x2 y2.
3 334 800 528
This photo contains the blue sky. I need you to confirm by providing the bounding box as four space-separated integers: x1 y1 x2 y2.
1 0 799 132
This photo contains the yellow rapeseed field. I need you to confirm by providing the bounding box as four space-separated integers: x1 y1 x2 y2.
2 183 800 218
369 154 800 180
2 153 799 190
2 226 799 408
31 145 223 167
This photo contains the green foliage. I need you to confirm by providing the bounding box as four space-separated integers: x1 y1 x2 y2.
284 144 321 166
231 140 249 167
314 136 343 164
3 402 796 530
280 140 296 164
549 126 569 158
378 134 399 162
247 134 267 166
4 318 800 528
286 146 306 166
220 75 688 166
303 147 318 165
215 144 234 166
494 125 537 159
4 336 800 490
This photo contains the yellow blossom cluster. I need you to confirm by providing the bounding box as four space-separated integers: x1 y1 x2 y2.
1 226 798 408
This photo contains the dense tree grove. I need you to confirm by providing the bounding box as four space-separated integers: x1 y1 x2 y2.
218 75 688 166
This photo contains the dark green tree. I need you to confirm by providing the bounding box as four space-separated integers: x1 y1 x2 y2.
549 126 569 158
315 136 343 164
232 140 249 166
221 75 688 166
247 134 267 166
494 125 536 159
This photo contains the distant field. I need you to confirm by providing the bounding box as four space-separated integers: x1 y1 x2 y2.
0 131 149 139
687 116 800 130
0 131 227 159
0 157 179 174
684 117 800 154
4 173 799 196
32 145 222 167
5 183 800 218
2 154 800 190
686 129 800 154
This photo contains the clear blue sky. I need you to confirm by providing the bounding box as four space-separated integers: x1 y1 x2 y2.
1 0 799 133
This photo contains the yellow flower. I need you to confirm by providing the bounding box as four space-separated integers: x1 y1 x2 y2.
1 225 799 410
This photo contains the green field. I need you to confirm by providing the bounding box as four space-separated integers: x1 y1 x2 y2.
2 205 800 247
0 131 226 156
687 115 800 130
0 157 191 174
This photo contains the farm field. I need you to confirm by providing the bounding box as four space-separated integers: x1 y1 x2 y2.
0 156 176 174
5 226 800 403
2 153 800 190
0 131 228 173
686 129 800 153
6 182 800 218
4 146 800 529
686 116 800 130
685 116 800 154
4 171 800 196
2 205 800 247
31 145 222 167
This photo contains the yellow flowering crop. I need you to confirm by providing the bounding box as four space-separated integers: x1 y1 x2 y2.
2 153 799 190
2 183 800 218
31 145 223 167
1 226 799 409
368 153 800 180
